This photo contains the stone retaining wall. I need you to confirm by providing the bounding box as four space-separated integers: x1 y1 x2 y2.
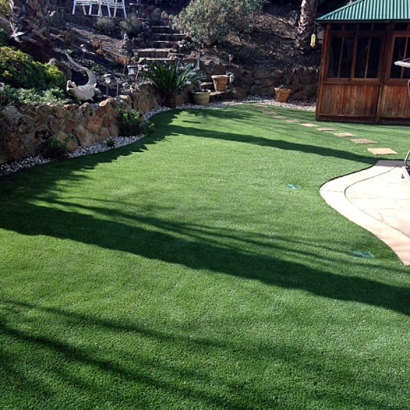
0 84 162 165
202 61 319 101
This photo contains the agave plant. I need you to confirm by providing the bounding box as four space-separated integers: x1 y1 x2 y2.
141 61 205 107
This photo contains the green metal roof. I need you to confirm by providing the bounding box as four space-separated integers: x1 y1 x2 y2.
317 0 410 23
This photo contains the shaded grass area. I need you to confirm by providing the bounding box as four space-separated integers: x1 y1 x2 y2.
1 104 410 409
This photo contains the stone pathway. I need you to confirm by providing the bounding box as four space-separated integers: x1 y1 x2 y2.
254 103 400 157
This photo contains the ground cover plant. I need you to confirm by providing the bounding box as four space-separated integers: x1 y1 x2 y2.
1 104 410 409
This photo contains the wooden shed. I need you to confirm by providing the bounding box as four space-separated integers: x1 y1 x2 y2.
316 0 410 124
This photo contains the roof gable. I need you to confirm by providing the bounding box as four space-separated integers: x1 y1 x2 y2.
317 0 410 23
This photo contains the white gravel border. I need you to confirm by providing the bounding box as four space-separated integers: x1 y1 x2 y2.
0 98 316 177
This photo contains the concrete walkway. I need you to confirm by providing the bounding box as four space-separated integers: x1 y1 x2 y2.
253 102 410 264
320 160 410 265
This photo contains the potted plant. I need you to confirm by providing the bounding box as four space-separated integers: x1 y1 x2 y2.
191 80 211 106
141 61 203 108
211 74 229 92
274 85 292 103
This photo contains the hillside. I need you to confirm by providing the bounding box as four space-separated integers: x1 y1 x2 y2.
1 1 323 98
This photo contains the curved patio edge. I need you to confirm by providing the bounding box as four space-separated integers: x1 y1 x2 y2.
320 160 410 265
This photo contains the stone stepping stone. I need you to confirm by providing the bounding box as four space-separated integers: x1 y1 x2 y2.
333 132 355 137
350 138 377 145
286 119 300 123
317 128 338 132
271 115 287 119
301 123 318 127
368 148 398 155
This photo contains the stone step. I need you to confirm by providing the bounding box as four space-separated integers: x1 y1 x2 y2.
147 40 176 49
137 57 176 64
151 32 185 40
137 48 171 58
150 25 173 33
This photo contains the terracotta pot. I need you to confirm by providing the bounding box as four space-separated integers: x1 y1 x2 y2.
211 75 229 92
275 88 291 103
191 90 211 106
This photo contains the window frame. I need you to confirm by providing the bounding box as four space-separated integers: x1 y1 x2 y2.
387 33 410 81
325 23 385 83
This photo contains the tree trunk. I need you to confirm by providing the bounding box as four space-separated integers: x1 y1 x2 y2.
9 0 54 61
295 0 318 51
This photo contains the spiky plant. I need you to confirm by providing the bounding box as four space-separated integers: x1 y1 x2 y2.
141 61 204 107
8 0 53 61
296 0 319 51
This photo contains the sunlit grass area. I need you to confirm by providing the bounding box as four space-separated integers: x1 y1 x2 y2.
1 104 409 409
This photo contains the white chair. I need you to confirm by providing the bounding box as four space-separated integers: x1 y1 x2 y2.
72 0 111 16
72 0 93 15
91 0 112 17
107 0 127 18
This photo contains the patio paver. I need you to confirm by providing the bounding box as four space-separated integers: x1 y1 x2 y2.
320 160 410 265
368 148 398 155
350 138 378 145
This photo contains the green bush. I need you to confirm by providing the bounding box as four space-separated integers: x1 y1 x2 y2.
141 61 204 106
0 29 9 47
174 0 265 45
119 16 141 37
0 47 66 90
95 16 116 35
118 109 154 137
2 85 70 106
0 0 10 17
41 137 69 160
118 109 142 136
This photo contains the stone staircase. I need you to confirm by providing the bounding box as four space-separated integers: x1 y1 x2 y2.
135 25 190 64
134 25 233 101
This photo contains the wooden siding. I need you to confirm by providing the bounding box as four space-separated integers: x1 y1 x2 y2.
316 83 380 121
377 83 410 121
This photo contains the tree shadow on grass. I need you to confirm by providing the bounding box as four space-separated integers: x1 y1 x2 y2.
1 106 409 408
159 121 375 166
0 107 408 317
0 194 408 317
0 298 407 409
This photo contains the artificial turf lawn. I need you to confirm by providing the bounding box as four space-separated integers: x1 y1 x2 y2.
0 104 409 409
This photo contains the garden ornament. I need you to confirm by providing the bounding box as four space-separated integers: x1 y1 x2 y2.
65 52 101 101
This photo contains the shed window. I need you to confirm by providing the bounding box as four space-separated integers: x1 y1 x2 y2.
328 33 382 79
390 36 410 79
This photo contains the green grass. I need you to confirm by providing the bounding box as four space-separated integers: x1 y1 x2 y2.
1 104 410 409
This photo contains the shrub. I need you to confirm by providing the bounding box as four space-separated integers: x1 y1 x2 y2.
140 117 154 135
2 85 70 106
119 16 142 37
41 137 69 160
0 47 65 90
118 109 142 136
0 29 9 47
141 61 204 106
174 0 265 45
95 16 116 35
0 0 10 17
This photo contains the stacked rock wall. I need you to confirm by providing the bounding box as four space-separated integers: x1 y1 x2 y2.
0 84 162 165
202 60 319 101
